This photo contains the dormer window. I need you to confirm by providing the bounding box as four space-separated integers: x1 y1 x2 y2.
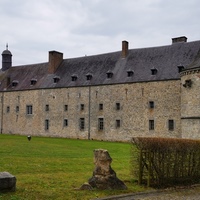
30 79 37 86
71 74 78 81
53 76 60 83
106 70 113 79
12 80 19 87
86 73 93 81
151 68 157 75
178 65 185 73
127 70 134 77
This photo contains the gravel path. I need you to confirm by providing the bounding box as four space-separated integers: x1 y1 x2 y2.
134 187 200 200
96 185 200 200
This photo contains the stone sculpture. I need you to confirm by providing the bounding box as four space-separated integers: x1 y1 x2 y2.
87 149 127 190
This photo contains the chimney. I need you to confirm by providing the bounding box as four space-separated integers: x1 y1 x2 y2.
48 51 63 74
122 40 129 58
172 36 187 44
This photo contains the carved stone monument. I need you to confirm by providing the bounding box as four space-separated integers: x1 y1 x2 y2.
88 149 127 190
0 172 16 192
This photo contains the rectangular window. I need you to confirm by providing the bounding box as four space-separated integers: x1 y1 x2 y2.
98 118 104 130
6 106 10 113
79 118 85 130
64 119 68 127
45 104 49 111
116 103 120 110
149 120 154 130
26 105 33 115
116 120 121 128
149 101 154 109
64 105 68 111
16 106 19 112
99 103 103 111
168 120 174 131
80 104 84 111
45 119 49 130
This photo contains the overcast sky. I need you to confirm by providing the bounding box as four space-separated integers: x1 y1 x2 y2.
0 0 199 66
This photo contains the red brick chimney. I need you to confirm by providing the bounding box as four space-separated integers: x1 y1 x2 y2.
48 51 63 74
122 41 129 58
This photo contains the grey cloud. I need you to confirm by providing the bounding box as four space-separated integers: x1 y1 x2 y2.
0 0 200 66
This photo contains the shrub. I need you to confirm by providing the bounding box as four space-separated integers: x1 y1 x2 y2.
131 137 200 187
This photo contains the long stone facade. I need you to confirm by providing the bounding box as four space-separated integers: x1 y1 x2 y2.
0 80 181 141
0 36 199 141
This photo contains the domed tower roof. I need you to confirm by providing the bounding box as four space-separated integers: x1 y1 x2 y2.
1 44 12 55
2 49 12 55
2 44 12 71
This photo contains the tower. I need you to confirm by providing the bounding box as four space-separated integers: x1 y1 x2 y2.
2 44 12 71
180 66 200 139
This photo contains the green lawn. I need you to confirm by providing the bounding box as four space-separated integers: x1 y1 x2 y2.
0 134 144 200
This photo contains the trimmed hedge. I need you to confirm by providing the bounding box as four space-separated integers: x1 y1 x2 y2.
131 137 200 187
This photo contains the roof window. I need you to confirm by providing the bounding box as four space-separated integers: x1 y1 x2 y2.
151 68 158 75
12 80 19 87
86 73 93 81
106 70 113 79
30 79 37 86
178 65 185 73
71 74 78 81
53 76 60 83
127 70 134 77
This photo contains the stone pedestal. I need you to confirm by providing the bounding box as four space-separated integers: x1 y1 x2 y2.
0 172 16 192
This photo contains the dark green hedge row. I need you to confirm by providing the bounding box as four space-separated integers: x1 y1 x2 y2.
131 137 200 187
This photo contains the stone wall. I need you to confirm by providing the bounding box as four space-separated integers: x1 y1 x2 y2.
0 80 181 141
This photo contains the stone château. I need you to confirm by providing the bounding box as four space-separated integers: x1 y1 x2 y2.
0 36 199 141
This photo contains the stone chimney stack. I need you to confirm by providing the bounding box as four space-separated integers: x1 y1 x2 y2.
48 51 63 74
122 40 129 58
172 36 187 44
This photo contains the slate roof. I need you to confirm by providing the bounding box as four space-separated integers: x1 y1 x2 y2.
0 39 200 91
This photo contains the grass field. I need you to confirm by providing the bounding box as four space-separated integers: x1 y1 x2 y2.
0 134 144 200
